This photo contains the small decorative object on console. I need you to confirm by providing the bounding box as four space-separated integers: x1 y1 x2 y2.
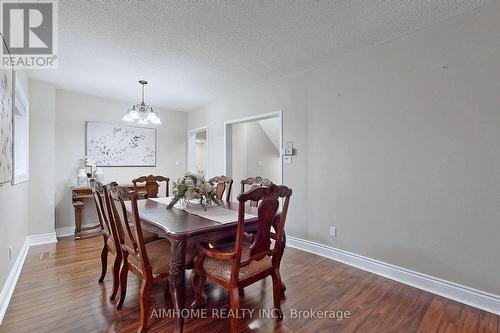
77 168 88 186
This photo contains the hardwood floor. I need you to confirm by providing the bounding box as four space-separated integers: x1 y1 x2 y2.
1 237 498 333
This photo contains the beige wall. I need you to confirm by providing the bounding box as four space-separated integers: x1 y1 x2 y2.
54 90 187 229
0 72 28 288
230 121 281 202
28 80 56 236
188 71 310 240
0 75 57 289
188 2 500 295
230 122 248 200
245 121 280 185
195 142 206 172
2 81 188 293
0 181 29 292
306 1 500 295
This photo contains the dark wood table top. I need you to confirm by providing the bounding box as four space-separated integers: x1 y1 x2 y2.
127 199 261 239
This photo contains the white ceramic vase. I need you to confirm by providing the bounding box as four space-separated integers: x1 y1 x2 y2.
77 168 88 186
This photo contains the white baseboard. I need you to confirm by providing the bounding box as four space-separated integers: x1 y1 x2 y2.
56 224 97 237
55 226 74 237
26 232 57 246
0 233 57 324
0 240 29 325
287 236 500 316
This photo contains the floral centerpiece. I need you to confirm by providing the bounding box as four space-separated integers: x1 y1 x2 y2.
167 171 221 210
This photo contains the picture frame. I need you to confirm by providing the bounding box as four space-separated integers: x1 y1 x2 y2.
85 121 157 167
0 34 14 185
12 77 30 185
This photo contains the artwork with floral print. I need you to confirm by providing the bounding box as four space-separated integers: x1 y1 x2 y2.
0 67 13 184
85 122 156 166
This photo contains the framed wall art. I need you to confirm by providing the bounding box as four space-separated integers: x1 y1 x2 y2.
85 122 156 167
0 34 14 184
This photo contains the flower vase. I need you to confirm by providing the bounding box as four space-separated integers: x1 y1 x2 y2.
178 198 189 209
200 196 210 206
77 169 88 187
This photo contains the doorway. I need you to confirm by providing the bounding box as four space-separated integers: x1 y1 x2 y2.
225 111 283 200
187 127 208 175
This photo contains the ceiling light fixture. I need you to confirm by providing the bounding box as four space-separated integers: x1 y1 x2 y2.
122 80 161 125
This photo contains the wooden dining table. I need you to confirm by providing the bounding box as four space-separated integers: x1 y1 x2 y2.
125 198 282 333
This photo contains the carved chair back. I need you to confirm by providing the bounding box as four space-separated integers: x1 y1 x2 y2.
232 184 292 283
108 183 152 277
240 176 273 207
132 175 170 198
90 179 119 252
209 175 233 201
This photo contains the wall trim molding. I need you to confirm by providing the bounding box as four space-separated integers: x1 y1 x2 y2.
55 224 96 238
26 232 57 246
0 240 29 325
0 232 57 324
55 226 75 237
287 236 500 316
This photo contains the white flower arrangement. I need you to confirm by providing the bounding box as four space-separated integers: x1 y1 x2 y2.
167 171 221 210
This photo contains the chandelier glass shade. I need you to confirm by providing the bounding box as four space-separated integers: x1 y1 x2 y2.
122 80 161 125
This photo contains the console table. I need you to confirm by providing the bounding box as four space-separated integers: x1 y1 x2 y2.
71 184 147 239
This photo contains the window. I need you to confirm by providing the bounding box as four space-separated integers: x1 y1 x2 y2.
13 79 29 184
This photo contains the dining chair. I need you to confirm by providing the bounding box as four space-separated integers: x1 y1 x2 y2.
191 184 292 333
108 183 174 333
90 179 122 301
237 176 275 255
240 176 273 207
209 175 233 201
216 177 281 272
131 175 195 269
132 175 170 198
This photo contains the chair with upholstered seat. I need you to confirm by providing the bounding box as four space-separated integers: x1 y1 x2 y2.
132 175 170 198
217 177 287 296
191 184 292 333
209 175 233 201
108 183 174 333
90 179 122 301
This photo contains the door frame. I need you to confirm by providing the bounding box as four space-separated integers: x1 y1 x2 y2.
223 110 283 185
187 126 208 176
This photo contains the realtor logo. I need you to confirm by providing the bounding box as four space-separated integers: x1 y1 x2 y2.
1 0 58 68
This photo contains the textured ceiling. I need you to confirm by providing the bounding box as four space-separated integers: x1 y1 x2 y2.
28 0 490 111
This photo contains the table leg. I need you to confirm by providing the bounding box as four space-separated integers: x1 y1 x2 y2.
169 239 186 333
73 201 84 239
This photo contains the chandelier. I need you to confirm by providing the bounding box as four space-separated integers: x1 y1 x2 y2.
122 80 161 125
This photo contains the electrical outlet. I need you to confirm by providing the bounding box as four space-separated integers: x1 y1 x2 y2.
329 226 337 237
8 246 12 261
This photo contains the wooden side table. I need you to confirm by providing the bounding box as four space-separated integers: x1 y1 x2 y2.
71 184 147 239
